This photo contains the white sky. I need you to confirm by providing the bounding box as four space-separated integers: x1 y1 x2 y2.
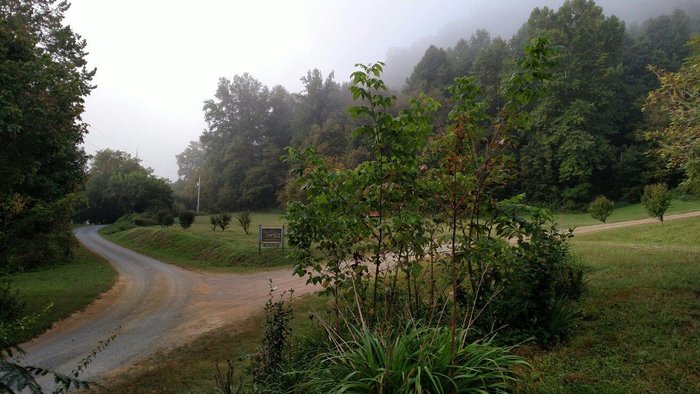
65 0 692 180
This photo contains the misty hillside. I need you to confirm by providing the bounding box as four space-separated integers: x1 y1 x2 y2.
382 0 700 88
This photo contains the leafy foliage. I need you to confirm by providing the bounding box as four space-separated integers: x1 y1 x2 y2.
644 37 700 196
0 0 94 272
76 150 173 223
300 324 528 394
236 211 251 235
156 209 174 228
218 214 232 231
0 279 24 325
642 183 672 222
178 210 195 229
250 282 294 384
588 195 614 223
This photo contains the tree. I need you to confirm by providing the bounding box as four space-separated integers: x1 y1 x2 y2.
156 209 174 228
236 211 251 234
0 0 95 271
179 210 195 229
199 74 293 211
642 183 671 223
217 213 231 231
514 0 626 208
588 195 614 223
78 149 173 223
644 38 700 195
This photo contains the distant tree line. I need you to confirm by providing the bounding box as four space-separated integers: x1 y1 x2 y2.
175 0 700 212
73 149 173 224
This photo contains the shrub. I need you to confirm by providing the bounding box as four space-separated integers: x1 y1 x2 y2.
480 212 586 346
588 195 614 223
210 215 219 231
218 213 232 231
250 282 293 383
178 210 195 229
236 211 251 234
0 279 25 325
301 324 528 393
642 183 672 223
156 209 174 228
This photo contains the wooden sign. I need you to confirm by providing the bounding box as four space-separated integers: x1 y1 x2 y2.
258 225 285 253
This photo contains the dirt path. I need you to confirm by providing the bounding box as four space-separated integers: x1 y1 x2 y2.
572 210 700 234
18 226 314 386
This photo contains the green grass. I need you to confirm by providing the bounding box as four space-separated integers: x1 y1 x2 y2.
553 199 700 229
105 294 329 393
526 216 700 393
101 212 290 273
8 246 117 343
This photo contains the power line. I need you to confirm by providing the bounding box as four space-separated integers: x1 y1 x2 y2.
85 125 176 178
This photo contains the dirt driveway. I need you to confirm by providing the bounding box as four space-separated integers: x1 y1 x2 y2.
19 226 314 384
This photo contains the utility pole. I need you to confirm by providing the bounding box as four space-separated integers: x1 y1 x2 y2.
196 175 201 214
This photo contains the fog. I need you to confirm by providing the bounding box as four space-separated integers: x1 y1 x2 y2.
65 0 698 180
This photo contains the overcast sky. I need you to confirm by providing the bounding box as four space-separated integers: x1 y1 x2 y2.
65 0 695 180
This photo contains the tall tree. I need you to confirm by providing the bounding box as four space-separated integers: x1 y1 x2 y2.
514 0 626 207
199 74 293 210
644 38 700 195
0 0 95 271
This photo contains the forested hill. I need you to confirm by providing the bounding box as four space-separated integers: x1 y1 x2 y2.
173 0 700 212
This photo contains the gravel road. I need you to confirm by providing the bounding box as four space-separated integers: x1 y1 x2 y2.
18 226 313 386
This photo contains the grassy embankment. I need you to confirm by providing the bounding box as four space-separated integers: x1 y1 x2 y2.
101 212 288 273
553 198 700 229
7 246 117 343
526 216 700 392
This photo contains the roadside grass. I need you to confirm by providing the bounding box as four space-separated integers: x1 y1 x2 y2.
525 216 700 393
105 294 329 393
8 246 117 343
101 212 289 273
553 198 700 229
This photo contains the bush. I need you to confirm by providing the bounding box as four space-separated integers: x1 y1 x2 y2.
218 213 232 231
301 324 527 393
642 183 672 223
236 211 251 234
178 210 195 229
210 215 219 231
588 195 614 223
0 279 25 325
156 209 174 228
250 283 293 384
480 213 587 346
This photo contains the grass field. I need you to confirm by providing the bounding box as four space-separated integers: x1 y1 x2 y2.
106 294 328 393
525 216 700 392
8 246 117 343
101 212 289 273
553 198 700 229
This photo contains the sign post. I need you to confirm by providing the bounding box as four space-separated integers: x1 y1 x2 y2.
258 225 285 254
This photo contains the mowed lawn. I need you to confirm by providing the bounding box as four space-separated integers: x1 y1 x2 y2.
101 212 289 272
8 246 117 343
553 199 700 229
526 216 700 393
